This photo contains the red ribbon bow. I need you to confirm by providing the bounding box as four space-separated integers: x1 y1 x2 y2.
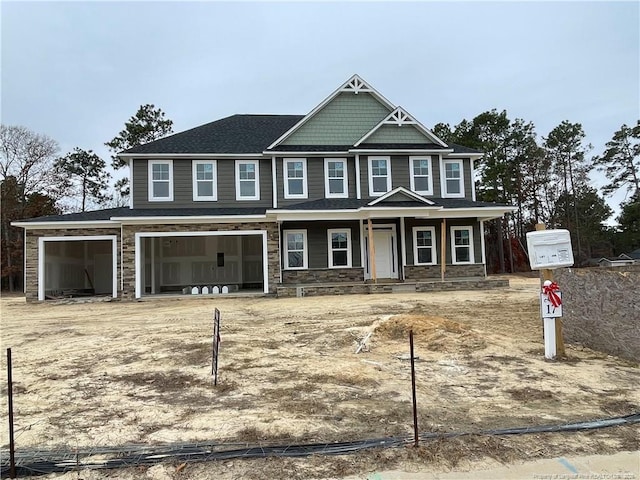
543 282 562 308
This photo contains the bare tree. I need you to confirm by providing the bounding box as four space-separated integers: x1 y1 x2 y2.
0 125 61 291
0 125 61 202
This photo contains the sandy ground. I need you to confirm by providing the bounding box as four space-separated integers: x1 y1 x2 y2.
0 275 638 479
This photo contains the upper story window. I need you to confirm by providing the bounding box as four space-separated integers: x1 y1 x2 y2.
443 159 464 198
451 226 474 264
148 160 173 202
236 160 260 201
192 160 217 201
410 156 433 195
368 156 391 197
327 229 352 268
283 230 308 270
284 158 307 199
413 226 436 265
325 158 348 198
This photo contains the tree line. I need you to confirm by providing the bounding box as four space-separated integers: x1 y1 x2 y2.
433 112 639 272
0 106 173 291
1 107 638 290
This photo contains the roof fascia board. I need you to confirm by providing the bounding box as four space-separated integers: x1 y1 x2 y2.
113 215 267 225
444 152 484 159
12 220 120 229
267 74 397 150
118 153 263 159
350 148 454 154
353 106 448 148
263 150 349 156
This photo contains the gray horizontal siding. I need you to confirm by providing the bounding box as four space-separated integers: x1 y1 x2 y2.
277 157 357 207
358 155 474 200
404 218 482 265
282 221 362 269
132 158 272 209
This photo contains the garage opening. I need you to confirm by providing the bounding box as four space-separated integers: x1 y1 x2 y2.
136 232 267 297
39 236 117 300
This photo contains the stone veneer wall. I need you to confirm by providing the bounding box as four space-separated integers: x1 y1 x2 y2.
276 278 508 297
404 264 485 280
554 266 640 362
121 222 280 298
25 228 122 302
282 268 364 284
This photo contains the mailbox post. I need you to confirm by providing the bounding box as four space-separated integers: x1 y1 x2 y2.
526 225 574 359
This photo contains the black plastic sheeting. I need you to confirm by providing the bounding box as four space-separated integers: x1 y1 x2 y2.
2 412 638 477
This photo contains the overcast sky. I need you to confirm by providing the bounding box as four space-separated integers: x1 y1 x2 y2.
2 1 638 217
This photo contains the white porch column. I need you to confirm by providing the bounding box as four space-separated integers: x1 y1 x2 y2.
400 217 406 280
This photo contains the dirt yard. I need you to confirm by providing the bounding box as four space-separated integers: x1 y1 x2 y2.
0 276 638 479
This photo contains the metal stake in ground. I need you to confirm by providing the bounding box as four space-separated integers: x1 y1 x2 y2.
212 308 221 386
7 348 16 478
409 330 419 447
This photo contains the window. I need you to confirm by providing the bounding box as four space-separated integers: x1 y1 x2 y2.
284 230 307 269
413 227 436 265
192 160 217 201
451 226 474 264
327 229 352 268
443 159 464 197
236 160 260 200
368 156 391 196
284 158 307 199
410 156 433 195
148 160 173 201
325 158 348 198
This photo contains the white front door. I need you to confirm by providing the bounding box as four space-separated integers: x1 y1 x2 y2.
368 228 397 279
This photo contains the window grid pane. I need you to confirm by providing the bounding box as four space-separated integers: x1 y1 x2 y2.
417 248 432 264
288 179 303 195
240 181 255 197
153 164 169 180
239 163 255 180
197 163 214 180
332 251 348 266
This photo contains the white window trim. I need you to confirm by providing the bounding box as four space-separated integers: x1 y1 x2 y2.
412 226 437 266
148 159 173 202
192 160 218 201
283 229 308 270
368 156 392 197
442 159 465 198
327 228 352 268
451 226 475 264
409 156 433 195
283 158 308 199
324 158 348 198
235 160 260 201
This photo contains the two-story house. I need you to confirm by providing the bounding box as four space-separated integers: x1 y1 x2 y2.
15 75 515 301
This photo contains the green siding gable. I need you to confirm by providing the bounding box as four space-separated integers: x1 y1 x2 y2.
282 92 391 146
365 124 432 144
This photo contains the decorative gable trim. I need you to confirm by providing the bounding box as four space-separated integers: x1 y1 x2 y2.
367 186 436 206
354 107 448 148
267 74 396 150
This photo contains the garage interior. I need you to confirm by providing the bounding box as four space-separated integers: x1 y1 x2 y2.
43 239 114 299
139 234 264 295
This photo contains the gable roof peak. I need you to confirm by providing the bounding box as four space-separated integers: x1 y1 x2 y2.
367 186 436 206
341 74 374 94
354 106 448 148
267 74 397 150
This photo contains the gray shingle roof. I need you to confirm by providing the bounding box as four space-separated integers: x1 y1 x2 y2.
124 115 303 154
120 115 482 156
20 207 268 222
278 197 507 210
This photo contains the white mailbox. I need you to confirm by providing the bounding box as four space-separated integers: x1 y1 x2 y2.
526 229 574 270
